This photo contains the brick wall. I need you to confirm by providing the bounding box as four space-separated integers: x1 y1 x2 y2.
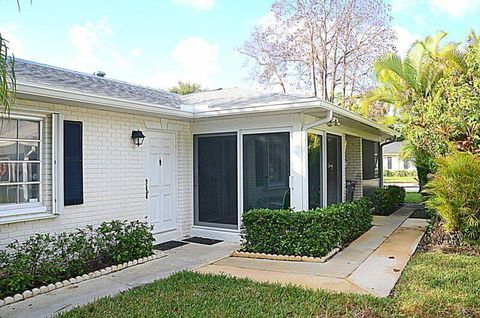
345 135 363 200
0 99 192 246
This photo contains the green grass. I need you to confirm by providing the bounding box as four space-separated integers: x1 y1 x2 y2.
384 176 417 183
59 252 479 318
404 192 423 204
393 252 480 317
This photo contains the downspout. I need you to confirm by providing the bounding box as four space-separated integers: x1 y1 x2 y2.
379 136 398 188
299 110 333 210
302 110 334 131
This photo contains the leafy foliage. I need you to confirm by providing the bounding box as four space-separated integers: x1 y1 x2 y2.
373 185 406 215
363 31 470 189
0 219 154 298
169 81 201 95
241 198 372 257
425 151 480 243
0 33 16 113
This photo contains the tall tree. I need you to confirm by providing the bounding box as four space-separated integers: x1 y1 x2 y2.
239 0 395 106
169 81 202 95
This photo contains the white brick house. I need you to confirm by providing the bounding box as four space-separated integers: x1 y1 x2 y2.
0 60 397 245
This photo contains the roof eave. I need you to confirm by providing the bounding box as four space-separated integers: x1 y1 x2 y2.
16 82 193 119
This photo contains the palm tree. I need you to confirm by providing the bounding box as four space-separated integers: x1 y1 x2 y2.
0 33 16 114
362 32 464 112
362 31 466 190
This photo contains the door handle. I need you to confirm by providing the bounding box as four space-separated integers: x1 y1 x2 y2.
145 178 149 199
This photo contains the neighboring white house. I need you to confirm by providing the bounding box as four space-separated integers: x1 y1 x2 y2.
0 59 398 244
383 142 416 172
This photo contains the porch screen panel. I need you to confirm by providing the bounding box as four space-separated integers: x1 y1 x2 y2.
243 132 290 212
194 134 238 228
362 139 380 179
326 134 342 205
308 133 323 209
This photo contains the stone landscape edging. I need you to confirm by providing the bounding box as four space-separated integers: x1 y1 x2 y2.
231 248 340 263
0 251 166 308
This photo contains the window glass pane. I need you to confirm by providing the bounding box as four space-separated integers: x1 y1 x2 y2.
243 132 290 211
195 134 238 228
19 141 40 161
18 163 40 182
18 184 40 203
308 133 323 209
0 185 17 204
0 119 17 139
0 163 17 183
0 141 17 161
18 120 40 140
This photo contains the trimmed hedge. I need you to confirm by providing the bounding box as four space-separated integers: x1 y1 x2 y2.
241 198 372 258
0 219 154 299
384 169 416 177
373 185 406 215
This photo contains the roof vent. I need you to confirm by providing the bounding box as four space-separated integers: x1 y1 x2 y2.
94 71 106 77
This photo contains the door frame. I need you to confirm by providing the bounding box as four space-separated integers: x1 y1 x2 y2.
304 129 345 207
146 130 179 241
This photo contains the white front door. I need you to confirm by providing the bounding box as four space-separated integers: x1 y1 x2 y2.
148 132 177 234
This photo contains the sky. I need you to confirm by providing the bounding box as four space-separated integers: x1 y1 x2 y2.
0 0 479 91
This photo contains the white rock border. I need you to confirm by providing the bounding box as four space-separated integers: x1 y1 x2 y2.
230 248 340 263
0 250 165 308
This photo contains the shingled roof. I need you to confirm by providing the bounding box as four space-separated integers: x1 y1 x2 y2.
14 59 183 109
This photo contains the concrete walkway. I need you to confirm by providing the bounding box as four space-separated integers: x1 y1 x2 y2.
197 205 427 297
0 242 238 318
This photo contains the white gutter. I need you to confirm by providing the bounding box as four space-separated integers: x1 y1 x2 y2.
17 82 398 137
301 110 334 131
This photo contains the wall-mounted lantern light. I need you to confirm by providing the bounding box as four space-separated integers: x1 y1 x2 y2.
131 130 145 147
327 116 340 127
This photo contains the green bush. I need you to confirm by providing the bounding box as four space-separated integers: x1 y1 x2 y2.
373 185 406 215
384 170 417 177
425 151 480 243
0 219 154 299
241 198 372 257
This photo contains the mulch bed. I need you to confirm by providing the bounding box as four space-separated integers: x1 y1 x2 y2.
417 221 480 256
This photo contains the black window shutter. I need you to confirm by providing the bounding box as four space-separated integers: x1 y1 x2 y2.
64 121 83 205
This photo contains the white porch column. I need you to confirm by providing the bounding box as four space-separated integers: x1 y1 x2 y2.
290 125 307 211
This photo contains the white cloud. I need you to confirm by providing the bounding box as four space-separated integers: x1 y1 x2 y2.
394 26 420 56
256 12 276 28
145 37 220 88
0 24 25 57
390 0 417 12
67 18 143 76
131 48 142 57
430 0 478 17
172 0 214 10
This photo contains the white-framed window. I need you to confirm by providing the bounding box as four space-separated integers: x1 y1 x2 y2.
0 116 44 216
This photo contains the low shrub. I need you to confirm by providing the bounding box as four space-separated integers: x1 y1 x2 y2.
384 170 417 177
373 185 406 215
425 151 480 244
0 219 154 299
241 198 372 257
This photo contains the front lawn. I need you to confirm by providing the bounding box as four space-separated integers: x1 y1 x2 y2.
384 176 417 183
404 192 423 204
59 251 479 318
